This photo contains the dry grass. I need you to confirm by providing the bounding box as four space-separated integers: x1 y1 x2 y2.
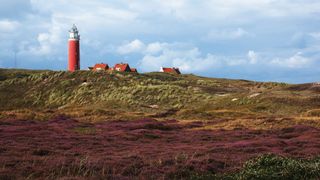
192 116 320 131
1 68 320 128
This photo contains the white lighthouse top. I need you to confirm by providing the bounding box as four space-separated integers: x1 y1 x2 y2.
69 24 80 40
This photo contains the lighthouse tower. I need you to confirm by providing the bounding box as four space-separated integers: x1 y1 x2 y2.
68 24 80 72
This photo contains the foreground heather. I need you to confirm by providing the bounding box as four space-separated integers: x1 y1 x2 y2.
0 116 319 179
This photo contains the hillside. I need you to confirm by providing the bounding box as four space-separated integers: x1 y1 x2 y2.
1 68 320 179
1 68 320 128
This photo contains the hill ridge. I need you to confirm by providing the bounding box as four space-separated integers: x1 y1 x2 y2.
0 68 319 128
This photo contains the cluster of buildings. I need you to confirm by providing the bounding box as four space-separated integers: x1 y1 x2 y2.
88 63 138 73
68 25 181 75
87 62 181 74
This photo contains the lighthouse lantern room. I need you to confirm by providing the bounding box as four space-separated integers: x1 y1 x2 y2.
68 24 80 72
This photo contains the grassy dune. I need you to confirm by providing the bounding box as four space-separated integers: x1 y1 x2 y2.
0 68 319 128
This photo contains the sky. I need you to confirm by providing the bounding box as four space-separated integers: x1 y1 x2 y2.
0 0 320 83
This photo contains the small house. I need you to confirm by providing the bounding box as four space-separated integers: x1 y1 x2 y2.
114 63 132 72
93 63 109 71
89 62 139 73
160 67 181 74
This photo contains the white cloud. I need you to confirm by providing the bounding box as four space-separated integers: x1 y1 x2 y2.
117 39 145 54
0 20 19 32
128 0 320 22
139 45 260 72
121 40 219 72
247 50 258 64
117 40 222 72
30 0 137 27
206 28 250 40
140 47 221 72
117 39 317 73
136 40 248 72
145 42 168 55
225 58 247 66
309 32 320 39
20 19 64 56
270 52 313 68
172 52 222 71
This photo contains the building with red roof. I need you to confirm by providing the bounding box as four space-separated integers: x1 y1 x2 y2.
89 62 139 73
114 63 132 72
92 63 109 71
160 67 181 74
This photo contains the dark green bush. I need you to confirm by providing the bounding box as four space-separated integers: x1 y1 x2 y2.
234 154 320 180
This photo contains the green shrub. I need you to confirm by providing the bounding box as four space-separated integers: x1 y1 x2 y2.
234 154 320 180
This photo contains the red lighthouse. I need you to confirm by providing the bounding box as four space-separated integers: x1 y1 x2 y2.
68 24 80 72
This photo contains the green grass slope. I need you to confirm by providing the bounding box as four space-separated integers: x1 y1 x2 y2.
0 68 319 124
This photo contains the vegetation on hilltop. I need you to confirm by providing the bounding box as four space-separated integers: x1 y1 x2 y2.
0 68 320 126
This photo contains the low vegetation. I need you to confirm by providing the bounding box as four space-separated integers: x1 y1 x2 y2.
193 154 320 180
1 118 319 179
1 68 320 128
1 68 320 179
233 154 320 180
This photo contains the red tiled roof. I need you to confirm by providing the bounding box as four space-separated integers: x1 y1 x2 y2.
161 67 181 74
114 63 131 72
93 63 109 71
